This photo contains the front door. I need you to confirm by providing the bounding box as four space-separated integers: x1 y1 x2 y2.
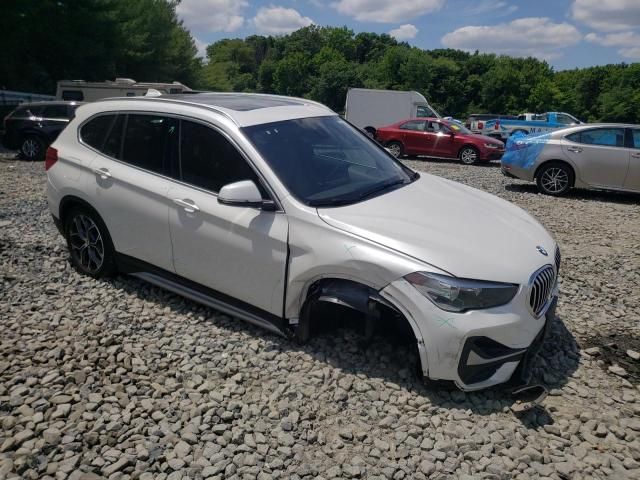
562 127 629 188
168 119 289 317
427 121 456 158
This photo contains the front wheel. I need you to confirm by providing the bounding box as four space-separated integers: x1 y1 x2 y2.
459 146 478 165
386 141 404 158
64 206 117 278
536 163 573 196
21 136 46 160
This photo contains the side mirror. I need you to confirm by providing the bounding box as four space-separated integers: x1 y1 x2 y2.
218 180 275 210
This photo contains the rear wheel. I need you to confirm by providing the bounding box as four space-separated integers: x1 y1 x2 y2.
364 127 376 138
536 162 573 196
386 141 404 158
64 206 117 278
459 146 478 165
20 136 45 160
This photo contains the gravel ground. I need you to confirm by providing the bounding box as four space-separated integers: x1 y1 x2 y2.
1 153 640 480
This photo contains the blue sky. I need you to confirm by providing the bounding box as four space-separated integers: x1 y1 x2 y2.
176 0 640 70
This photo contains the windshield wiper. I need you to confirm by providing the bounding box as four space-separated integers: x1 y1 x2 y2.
356 177 408 201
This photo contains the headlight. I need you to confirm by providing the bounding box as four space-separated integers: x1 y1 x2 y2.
404 272 518 312
484 143 501 149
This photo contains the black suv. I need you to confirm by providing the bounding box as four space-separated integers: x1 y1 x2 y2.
1 101 83 160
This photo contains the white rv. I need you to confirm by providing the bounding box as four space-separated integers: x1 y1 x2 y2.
345 88 440 136
56 78 192 102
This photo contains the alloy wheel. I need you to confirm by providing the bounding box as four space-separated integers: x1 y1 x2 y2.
68 214 105 273
388 143 401 157
22 138 39 159
460 148 477 164
540 167 569 194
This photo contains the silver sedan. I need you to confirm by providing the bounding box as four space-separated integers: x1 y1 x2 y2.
501 124 640 196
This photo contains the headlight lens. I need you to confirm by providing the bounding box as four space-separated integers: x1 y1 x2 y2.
484 143 501 149
404 272 518 312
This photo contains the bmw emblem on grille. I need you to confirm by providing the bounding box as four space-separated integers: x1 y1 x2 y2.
536 246 548 256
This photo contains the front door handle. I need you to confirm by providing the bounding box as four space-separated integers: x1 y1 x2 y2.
93 167 112 179
173 198 200 213
632 152 640 158
567 147 582 153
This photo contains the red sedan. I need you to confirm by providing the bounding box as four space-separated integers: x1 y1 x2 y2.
376 118 505 164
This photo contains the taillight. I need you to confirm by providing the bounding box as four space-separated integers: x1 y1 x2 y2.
45 147 58 171
495 120 500 130
477 121 484 130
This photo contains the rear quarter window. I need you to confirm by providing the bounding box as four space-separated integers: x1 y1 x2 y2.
80 115 117 151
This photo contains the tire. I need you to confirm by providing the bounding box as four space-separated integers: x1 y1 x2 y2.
536 162 574 196
386 141 404 158
459 146 479 165
364 127 376 138
64 206 117 278
20 135 46 161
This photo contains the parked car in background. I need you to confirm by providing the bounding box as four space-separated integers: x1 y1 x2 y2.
466 113 517 134
376 117 505 164
345 88 440 137
47 92 559 391
481 112 582 142
1 101 83 160
56 78 192 102
501 124 640 196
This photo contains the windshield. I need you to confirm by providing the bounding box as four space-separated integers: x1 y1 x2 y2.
446 121 472 135
243 116 416 207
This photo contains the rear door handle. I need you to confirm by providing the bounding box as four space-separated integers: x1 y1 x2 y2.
567 147 582 153
173 198 200 213
93 167 112 179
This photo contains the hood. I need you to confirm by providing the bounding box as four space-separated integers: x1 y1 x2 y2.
317 175 555 284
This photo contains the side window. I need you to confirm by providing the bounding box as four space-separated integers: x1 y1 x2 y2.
42 105 70 119
533 114 548 122
416 106 435 118
80 115 117 151
565 132 581 143
556 114 575 125
122 114 178 174
180 120 264 196
399 120 425 131
102 115 125 159
631 130 640 149
11 106 31 118
62 90 84 101
579 128 625 148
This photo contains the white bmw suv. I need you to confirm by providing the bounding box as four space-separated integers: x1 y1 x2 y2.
46 93 560 391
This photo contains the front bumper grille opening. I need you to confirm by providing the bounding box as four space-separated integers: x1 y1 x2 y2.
529 266 556 317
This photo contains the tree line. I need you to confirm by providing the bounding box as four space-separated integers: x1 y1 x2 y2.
2 1 638 123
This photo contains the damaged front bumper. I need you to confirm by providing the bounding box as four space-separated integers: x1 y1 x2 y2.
380 278 558 391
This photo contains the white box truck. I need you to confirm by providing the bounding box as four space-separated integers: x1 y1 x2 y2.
344 88 440 136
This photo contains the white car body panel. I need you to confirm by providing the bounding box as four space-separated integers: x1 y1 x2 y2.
48 93 560 391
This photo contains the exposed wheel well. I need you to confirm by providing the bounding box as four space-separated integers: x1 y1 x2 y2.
295 278 417 346
534 160 576 185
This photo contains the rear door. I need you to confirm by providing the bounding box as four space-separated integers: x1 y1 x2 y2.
625 128 640 191
562 127 629 188
84 113 177 272
398 120 429 155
